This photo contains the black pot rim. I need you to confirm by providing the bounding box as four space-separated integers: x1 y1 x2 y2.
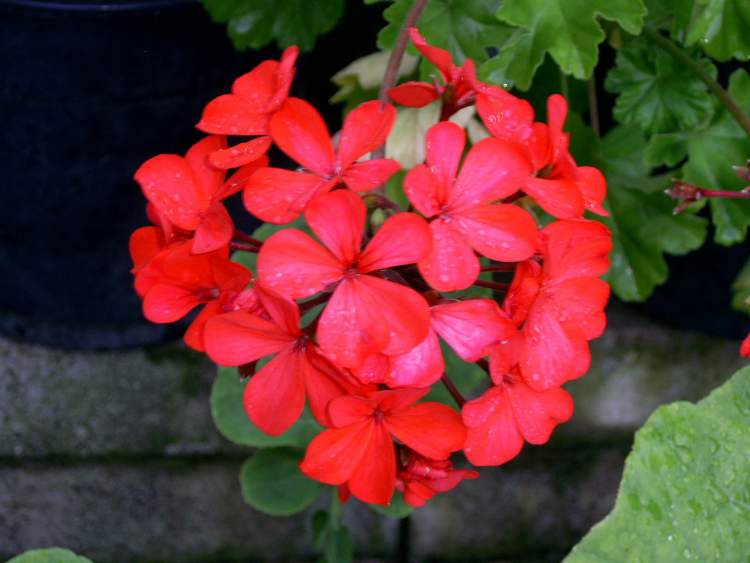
3 0 193 12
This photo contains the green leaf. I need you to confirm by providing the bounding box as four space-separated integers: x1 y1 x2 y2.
565 365 750 562
593 125 708 301
8 549 93 563
210 366 320 448
377 0 512 64
324 526 354 563
648 69 750 246
369 491 414 518
493 0 646 89
201 0 344 52
605 36 717 135
240 448 322 516
731 257 750 315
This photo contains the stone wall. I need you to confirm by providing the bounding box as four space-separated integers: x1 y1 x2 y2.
0 306 743 562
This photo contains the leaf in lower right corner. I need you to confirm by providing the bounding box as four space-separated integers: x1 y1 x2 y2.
8 549 94 563
565 366 750 562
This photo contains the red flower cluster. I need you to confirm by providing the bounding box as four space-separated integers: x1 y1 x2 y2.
129 30 612 508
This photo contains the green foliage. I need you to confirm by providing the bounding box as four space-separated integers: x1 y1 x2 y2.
492 0 646 89
378 0 511 64
731 257 750 315
605 36 717 135
240 448 322 516
202 0 344 51
8 549 93 563
369 491 414 518
566 365 750 562
210 366 320 448
313 492 354 563
647 69 750 245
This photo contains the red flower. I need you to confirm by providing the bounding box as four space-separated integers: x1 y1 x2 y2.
138 240 253 351
134 136 268 253
388 28 476 118
258 190 432 368
197 47 298 169
244 99 401 224
462 366 573 466
203 285 364 435
396 450 479 507
300 388 466 505
501 219 612 391
404 121 537 291
741 333 750 357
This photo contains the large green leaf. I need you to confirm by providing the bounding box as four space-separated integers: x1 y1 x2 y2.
605 37 716 135
377 0 512 65
201 0 344 51
492 0 646 90
210 366 320 448
566 365 750 562
647 69 750 245
240 448 322 516
8 549 93 563
731 257 750 315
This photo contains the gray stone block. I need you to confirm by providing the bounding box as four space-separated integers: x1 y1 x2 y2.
0 339 235 458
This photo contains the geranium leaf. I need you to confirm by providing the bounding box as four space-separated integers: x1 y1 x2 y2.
201 0 344 51
8 549 93 563
240 448 322 516
566 365 750 562
492 0 646 90
731 257 750 315
605 36 717 135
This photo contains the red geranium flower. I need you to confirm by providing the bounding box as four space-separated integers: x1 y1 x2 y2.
203 284 366 435
300 388 466 505
741 333 750 357
396 449 479 507
258 190 432 368
135 136 268 253
404 121 537 291
196 46 298 169
244 99 401 224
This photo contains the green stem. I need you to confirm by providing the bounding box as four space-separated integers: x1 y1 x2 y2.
645 28 750 139
587 75 600 138
559 70 569 101
329 487 341 531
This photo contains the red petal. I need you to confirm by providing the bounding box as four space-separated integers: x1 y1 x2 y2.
202 311 295 366
576 166 608 216
341 159 402 192
449 138 532 210
208 137 272 170
231 60 278 109
197 94 270 136
300 420 373 485
376 388 430 412
546 94 568 150
254 283 301 336
129 226 164 271
244 168 334 224
507 380 573 445
210 255 252 292
142 283 202 323
328 394 377 427
269 46 299 109
257 229 344 299
216 153 270 200
425 122 465 195
456 204 538 262
542 220 612 282
404 164 443 218
338 100 397 169
388 82 441 107
384 402 465 460
417 219 479 292
185 136 226 199
243 346 306 435
348 425 397 505
409 28 455 81
270 97 335 176
359 212 431 272
317 276 430 368
304 348 354 426
135 155 206 230
387 327 444 388
431 299 516 362
305 190 365 265
475 86 535 143
524 177 585 219
462 386 524 466
741 333 750 358
192 202 233 254
183 300 222 352
542 278 610 339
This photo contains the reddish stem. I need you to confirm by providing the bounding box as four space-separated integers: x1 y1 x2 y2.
473 279 510 291
480 264 516 273
441 374 465 407
230 241 260 253
233 229 264 247
667 179 750 213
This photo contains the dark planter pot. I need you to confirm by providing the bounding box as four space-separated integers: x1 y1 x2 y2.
0 0 271 349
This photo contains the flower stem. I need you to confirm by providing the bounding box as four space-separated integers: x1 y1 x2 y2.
230 241 259 253
644 28 750 139
472 279 510 291
587 74 600 138
441 374 465 407
667 178 750 213
480 264 516 273
233 229 263 247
